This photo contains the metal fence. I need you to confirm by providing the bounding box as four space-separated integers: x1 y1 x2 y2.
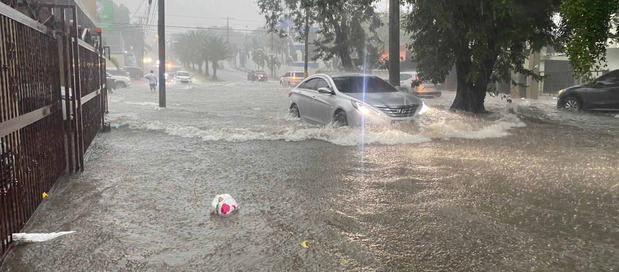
78 42 104 152
0 2 107 258
0 2 65 257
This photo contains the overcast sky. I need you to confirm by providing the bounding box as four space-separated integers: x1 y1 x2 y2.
117 0 390 32
118 0 267 31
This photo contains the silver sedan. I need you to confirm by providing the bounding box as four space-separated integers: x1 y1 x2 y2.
288 74 427 126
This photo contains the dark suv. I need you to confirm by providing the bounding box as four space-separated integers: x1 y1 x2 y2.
557 70 619 111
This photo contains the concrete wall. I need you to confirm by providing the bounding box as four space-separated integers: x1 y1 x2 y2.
603 48 619 71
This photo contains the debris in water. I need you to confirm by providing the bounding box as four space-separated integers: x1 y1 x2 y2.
42 192 48 199
211 194 238 215
300 240 310 248
12 231 75 243
339 258 348 265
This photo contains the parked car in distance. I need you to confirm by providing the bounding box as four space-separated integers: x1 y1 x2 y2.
557 70 619 112
106 67 130 78
106 73 131 89
247 71 268 81
123 66 144 80
288 73 426 127
400 71 442 98
174 71 192 83
280 71 305 87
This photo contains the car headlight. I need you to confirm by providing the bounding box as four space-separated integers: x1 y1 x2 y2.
558 89 566 95
351 100 376 115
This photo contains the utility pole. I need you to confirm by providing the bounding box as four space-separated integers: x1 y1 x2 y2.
158 0 166 107
226 17 230 43
304 8 309 78
270 32 274 78
388 0 400 86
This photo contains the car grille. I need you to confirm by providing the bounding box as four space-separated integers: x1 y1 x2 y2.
375 105 418 117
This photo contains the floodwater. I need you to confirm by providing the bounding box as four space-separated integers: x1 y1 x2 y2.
1 68 618 271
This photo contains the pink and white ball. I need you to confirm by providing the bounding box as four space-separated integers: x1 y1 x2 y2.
211 194 238 215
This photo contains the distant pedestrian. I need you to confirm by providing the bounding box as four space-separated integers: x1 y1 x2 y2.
144 70 157 92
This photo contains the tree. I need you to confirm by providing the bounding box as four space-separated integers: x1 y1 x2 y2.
207 35 231 79
257 0 382 71
196 31 211 76
266 55 281 77
559 0 619 80
403 0 558 113
252 49 267 70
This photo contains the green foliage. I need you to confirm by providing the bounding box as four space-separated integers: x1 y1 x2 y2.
257 0 382 71
403 0 558 112
208 35 231 63
252 49 267 70
172 31 231 78
266 55 281 74
559 0 619 81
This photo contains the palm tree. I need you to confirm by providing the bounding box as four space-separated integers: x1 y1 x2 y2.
206 35 230 79
252 49 266 70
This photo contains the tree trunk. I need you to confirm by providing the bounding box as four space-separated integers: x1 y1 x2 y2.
212 61 217 78
337 20 354 71
197 61 203 74
204 59 210 76
450 58 488 113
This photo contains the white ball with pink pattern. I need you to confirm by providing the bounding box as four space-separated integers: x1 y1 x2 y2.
211 194 238 215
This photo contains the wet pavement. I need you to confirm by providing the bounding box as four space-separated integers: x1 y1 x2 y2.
1 68 618 271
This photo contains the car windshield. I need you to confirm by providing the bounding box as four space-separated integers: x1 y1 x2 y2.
294 72 304 77
177 72 189 76
332 76 398 93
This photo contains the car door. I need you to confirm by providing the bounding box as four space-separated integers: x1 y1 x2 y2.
610 86 619 109
589 71 619 109
603 72 619 109
311 78 338 124
295 78 320 122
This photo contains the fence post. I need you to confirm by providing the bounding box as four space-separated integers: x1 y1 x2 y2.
69 6 84 172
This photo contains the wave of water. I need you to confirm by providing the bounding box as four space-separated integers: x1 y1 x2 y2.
108 105 526 146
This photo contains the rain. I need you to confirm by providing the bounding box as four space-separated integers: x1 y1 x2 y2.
0 0 617 271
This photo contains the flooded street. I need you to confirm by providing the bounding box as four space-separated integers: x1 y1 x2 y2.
1 68 618 271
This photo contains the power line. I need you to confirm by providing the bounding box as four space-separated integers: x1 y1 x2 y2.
131 0 148 18
107 23 269 33
163 14 265 23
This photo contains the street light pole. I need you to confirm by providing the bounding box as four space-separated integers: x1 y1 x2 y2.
304 8 309 78
389 0 400 86
158 0 166 107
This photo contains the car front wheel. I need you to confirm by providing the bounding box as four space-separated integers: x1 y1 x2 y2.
289 104 300 118
333 110 348 127
562 96 582 112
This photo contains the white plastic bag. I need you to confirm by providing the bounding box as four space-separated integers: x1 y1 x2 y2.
211 194 238 215
12 231 75 243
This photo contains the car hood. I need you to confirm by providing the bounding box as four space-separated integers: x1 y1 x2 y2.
176 76 191 79
343 92 422 107
111 76 130 81
567 84 586 90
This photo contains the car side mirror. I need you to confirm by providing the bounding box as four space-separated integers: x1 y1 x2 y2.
317 87 334 95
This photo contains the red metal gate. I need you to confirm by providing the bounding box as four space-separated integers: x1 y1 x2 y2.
0 2 65 257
